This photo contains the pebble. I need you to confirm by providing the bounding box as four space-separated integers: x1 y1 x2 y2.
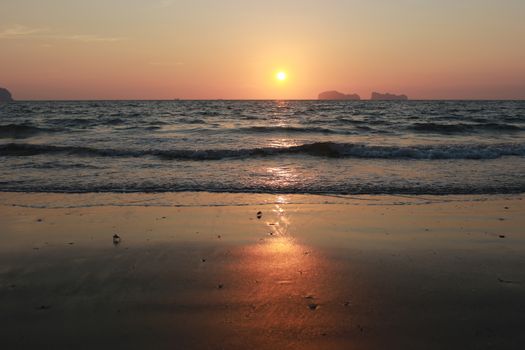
308 303 318 310
113 234 121 245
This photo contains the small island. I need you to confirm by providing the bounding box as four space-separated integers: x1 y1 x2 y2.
318 90 361 100
370 92 408 101
0 87 14 103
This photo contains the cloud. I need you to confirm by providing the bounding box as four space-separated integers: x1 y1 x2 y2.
0 25 47 38
0 24 124 43
57 34 125 43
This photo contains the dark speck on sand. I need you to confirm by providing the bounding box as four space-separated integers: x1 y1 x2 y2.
308 303 319 310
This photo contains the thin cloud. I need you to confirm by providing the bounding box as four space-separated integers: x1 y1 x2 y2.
57 34 125 43
0 24 124 43
0 25 47 38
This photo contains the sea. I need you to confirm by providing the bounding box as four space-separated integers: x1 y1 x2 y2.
1 100 524 195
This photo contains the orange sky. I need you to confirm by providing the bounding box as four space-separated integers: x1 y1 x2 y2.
1 0 524 100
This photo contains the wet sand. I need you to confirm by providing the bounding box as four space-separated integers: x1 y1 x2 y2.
1 192 524 349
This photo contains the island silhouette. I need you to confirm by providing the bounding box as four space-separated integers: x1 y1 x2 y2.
319 90 408 100
0 87 14 103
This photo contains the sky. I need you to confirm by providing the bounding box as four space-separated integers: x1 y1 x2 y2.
1 0 524 100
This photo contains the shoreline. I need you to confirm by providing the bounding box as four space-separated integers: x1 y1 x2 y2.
1 192 524 349
1 190 523 207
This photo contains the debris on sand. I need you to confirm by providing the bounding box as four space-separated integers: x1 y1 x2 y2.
36 218 43 222
344 301 352 307
308 303 319 310
68 242 74 245
499 234 506 238
218 284 224 289
217 235 221 239
498 278 521 284
498 218 505 221
113 234 121 245
256 211 262 219
201 258 206 262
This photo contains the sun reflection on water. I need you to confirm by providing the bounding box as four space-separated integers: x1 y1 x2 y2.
267 138 298 148
265 166 299 189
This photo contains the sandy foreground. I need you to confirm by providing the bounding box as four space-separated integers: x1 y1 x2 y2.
0 192 524 349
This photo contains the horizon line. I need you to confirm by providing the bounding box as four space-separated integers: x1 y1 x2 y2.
7 98 525 102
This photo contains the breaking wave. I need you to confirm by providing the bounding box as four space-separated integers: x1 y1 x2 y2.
2 142 524 160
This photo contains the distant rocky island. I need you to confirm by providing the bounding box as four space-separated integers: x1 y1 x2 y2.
370 92 408 100
0 87 14 103
318 90 408 101
318 90 360 100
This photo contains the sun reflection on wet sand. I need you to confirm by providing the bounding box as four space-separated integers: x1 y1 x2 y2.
215 202 357 348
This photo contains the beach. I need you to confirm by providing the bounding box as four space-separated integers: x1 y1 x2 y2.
1 192 524 349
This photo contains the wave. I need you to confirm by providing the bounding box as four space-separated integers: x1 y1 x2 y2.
104 117 127 125
240 126 347 134
178 117 207 124
409 122 522 134
2 142 524 160
1 183 524 195
0 124 61 139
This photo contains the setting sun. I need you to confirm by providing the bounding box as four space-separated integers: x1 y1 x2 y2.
276 71 287 81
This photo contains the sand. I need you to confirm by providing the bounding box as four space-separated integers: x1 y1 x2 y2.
1 192 524 349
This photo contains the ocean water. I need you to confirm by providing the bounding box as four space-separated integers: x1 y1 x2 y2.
0 100 524 195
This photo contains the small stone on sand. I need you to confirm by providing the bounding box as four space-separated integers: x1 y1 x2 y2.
308 303 318 310
113 234 121 245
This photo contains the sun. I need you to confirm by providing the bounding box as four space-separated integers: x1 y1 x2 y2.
276 71 287 81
